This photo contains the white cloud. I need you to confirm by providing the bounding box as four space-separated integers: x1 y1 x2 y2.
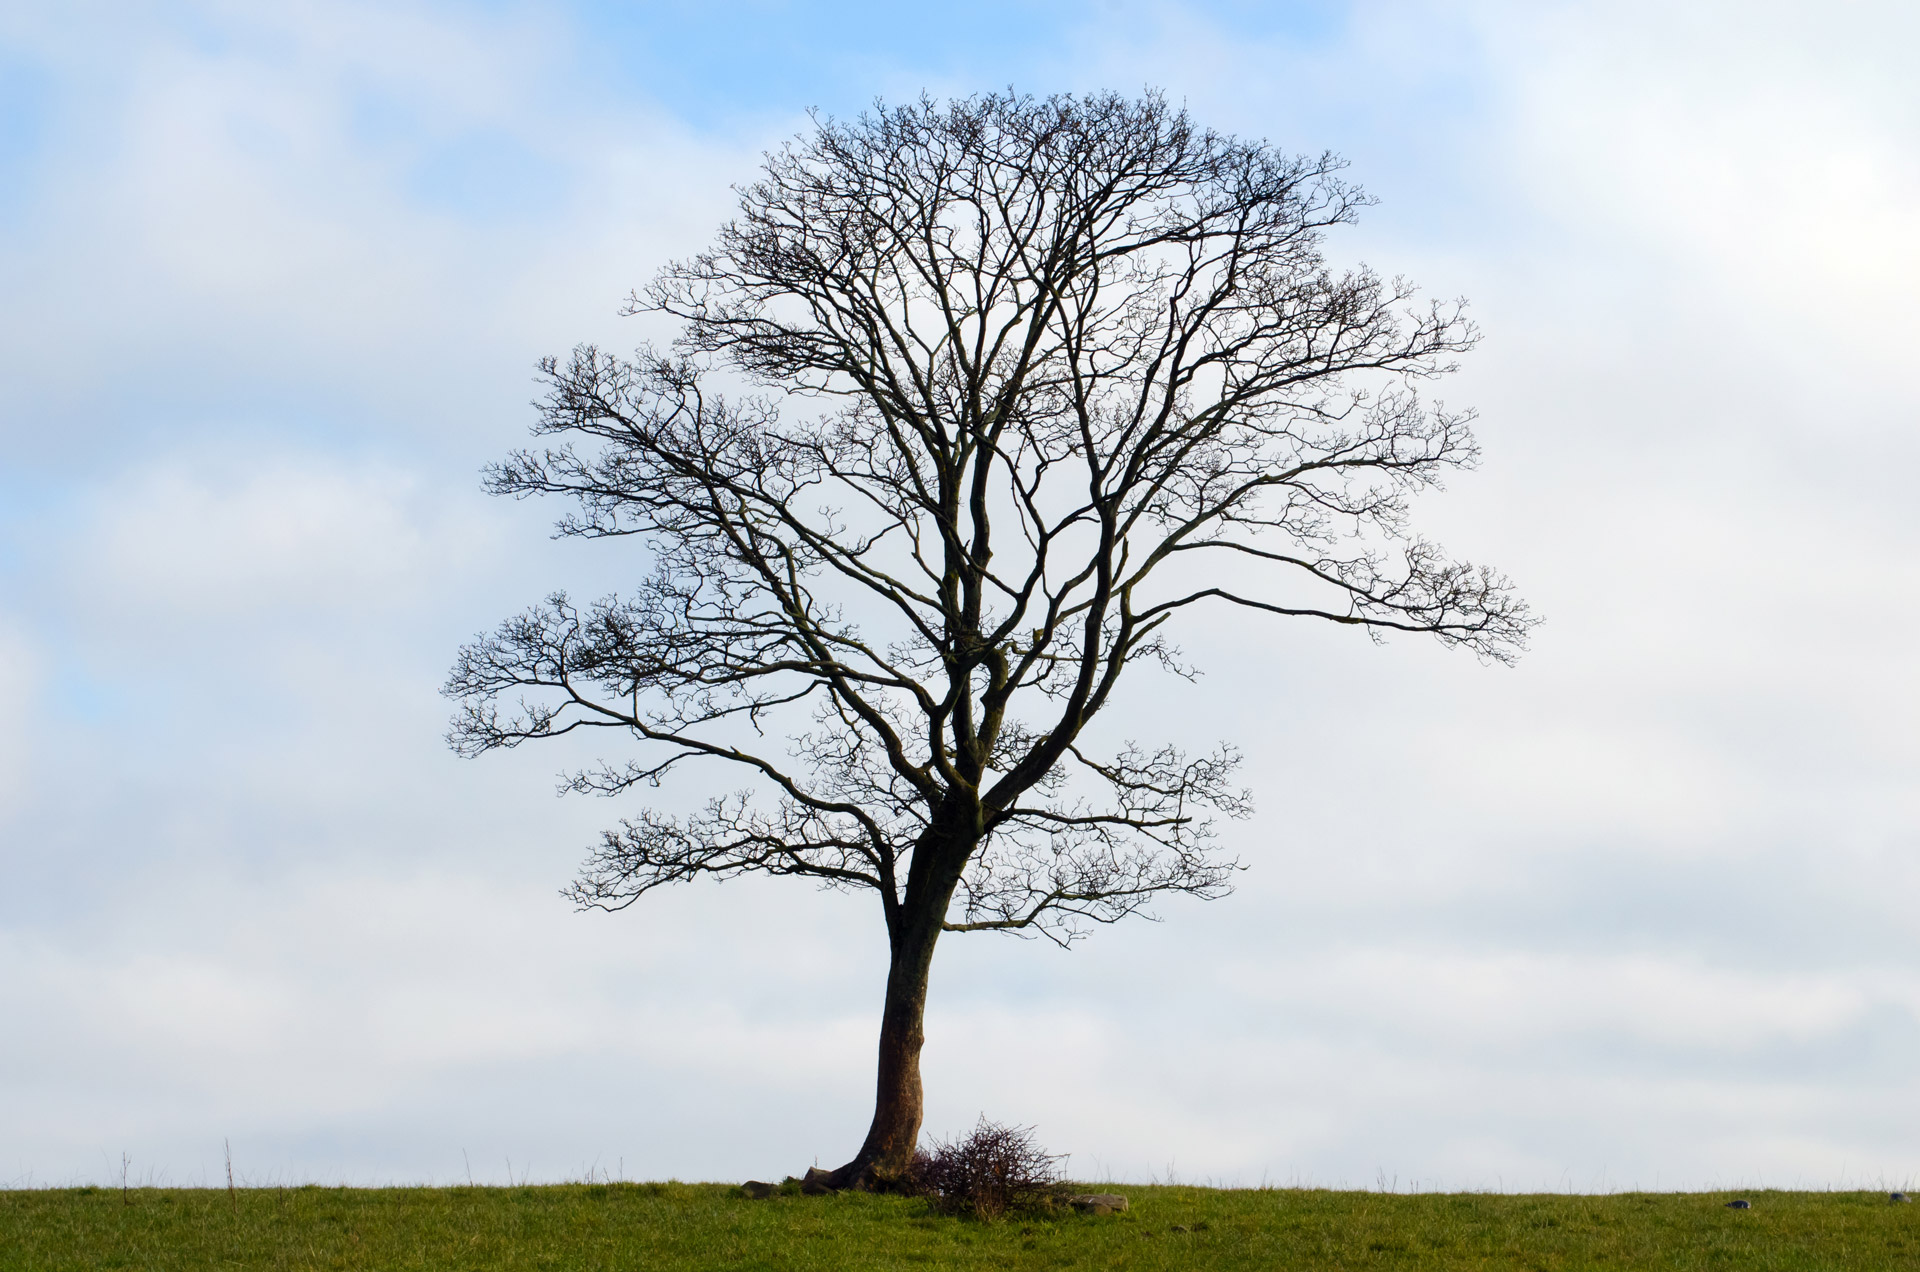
73 455 480 618
0 624 38 818
1490 0 1920 389
0 0 759 455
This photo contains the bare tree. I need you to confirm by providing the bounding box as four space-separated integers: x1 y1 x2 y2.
445 90 1532 1188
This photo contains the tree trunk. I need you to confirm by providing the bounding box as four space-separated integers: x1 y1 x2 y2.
829 906 945 1189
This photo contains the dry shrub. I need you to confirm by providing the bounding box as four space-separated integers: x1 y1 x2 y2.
909 1118 1064 1219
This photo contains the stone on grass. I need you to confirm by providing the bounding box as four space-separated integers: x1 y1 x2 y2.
1725 1199 1751 1210
741 1181 778 1199
1893 1193 1912 1204
800 1167 837 1195
1068 1193 1129 1215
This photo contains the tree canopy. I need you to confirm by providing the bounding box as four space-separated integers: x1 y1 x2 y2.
446 89 1532 1183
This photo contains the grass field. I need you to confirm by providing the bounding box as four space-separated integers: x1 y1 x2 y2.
3 1182 1916 1270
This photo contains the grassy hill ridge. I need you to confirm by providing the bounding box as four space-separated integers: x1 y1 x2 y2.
4 1181 1916 1269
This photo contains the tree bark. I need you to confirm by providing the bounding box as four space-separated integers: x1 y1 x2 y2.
829 908 943 1189
827 816 981 1192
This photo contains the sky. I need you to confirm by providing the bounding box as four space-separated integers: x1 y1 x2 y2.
2 0 1917 1192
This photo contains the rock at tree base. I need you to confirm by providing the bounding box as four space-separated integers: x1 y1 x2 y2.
741 1181 778 1199
1068 1193 1129 1215
800 1167 837 1195
1725 1199 1751 1209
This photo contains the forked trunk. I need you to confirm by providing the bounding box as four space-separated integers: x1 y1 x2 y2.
828 907 945 1189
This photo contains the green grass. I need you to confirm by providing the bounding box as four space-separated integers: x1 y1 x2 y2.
3 1182 1915 1270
